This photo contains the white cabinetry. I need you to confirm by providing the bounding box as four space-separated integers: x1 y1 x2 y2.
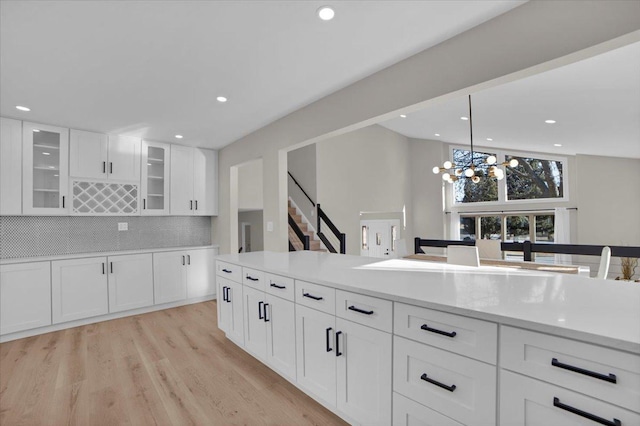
141 140 170 215
153 248 215 304
170 145 217 216
243 285 268 358
0 262 51 334
107 253 154 313
0 117 23 215
186 248 216 298
217 277 244 345
22 122 69 215
69 130 140 181
265 293 296 380
52 257 109 324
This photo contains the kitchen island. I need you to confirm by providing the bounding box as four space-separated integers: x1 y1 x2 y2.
215 250 640 426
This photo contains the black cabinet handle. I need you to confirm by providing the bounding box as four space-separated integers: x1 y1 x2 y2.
335 331 343 357
195 200 198 210
102 262 105 275
420 373 456 392
226 287 231 303
421 324 457 338
110 262 113 274
62 196 65 208
263 303 270 322
551 358 617 384
246 275 259 282
348 305 374 315
187 255 191 265
143 198 146 209
553 397 621 426
258 301 264 319
110 162 113 174
326 327 333 352
270 282 286 289
190 200 193 210
221 286 227 302
303 292 323 301
182 255 185 265
222 269 232 273
103 161 106 173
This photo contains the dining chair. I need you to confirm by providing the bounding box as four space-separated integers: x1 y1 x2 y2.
595 246 611 279
476 239 502 260
447 245 480 267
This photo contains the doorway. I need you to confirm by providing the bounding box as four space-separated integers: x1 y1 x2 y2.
360 219 400 258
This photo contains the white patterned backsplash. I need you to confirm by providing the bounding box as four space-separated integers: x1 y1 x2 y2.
0 216 211 259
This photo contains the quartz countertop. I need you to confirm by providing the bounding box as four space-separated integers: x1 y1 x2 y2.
217 251 640 354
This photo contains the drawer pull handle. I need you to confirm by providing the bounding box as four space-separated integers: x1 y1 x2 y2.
348 305 374 315
335 331 343 357
263 303 269 322
420 373 456 392
326 327 333 352
246 275 259 282
551 358 617 384
270 282 286 289
222 286 227 302
421 324 457 338
222 269 232 273
553 397 621 426
303 293 323 301
225 287 231 303
258 301 264 319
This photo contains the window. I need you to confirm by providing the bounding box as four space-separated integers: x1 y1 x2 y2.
453 148 498 203
361 226 368 251
506 156 564 200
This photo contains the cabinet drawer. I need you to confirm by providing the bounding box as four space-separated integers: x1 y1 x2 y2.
500 370 640 426
216 261 241 283
336 290 392 333
295 280 335 315
265 272 294 302
393 392 464 426
394 302 497 364
393 336 496 426
242 267 265 291
501 326 640 412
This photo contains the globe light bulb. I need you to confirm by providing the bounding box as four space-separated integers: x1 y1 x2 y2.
442 173 451 181
489 166 497 173
432 166 440 174
509 158 519 167
472 176 480 183
443 161 453 169
455 169 463 176
464 168 475 178
495 169 504 180
486 155 497 165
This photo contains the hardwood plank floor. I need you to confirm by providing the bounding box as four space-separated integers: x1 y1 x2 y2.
0 301 348 425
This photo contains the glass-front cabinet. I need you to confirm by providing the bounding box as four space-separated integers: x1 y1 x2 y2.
22 122 69 215
141 140 170 215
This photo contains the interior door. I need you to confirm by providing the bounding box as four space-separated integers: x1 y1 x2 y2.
107 135 141 181
361 219 401 258
69 129 108 179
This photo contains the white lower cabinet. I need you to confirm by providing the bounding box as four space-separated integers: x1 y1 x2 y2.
186 248 216 298
336 317 392 426
265 293 296 380
500 369 640 426
153 251 188 304
52 257 109 324
107 253 154 313
217 277 244 345
0 262 51 334
244 286 268 358
393 392 464 426
296 304 337 406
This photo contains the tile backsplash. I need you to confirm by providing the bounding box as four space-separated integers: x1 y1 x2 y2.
0 216 212 259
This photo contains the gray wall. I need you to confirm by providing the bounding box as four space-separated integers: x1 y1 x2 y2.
288 144 317 225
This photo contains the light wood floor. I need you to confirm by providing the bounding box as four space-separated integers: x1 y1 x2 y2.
0 301 348 425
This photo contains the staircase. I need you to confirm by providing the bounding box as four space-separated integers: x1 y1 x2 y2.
288 201 324 251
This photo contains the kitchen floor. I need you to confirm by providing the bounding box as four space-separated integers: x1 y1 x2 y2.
0 301 347 425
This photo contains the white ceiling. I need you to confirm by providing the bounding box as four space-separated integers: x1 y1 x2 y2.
380 41 640 159
0 0 525 149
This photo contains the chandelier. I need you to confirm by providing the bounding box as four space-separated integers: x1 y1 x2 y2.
433 95 518 183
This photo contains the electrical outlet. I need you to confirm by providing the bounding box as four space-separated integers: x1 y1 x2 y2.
118 222 128 231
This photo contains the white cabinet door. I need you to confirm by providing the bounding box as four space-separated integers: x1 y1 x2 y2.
107 135 140 181
141 140 170 215
243 286 267 359
393 392 465 426
52 257 108 324
265 293 296 381
170 144 195 215
186 248 216 298
217 277 232 333
22 122 69 215
0 262 51 335
296 304 337 406
0 117 22 215
336 318 392 426
69 129 108 179
153 251 188 304
226 279 245 344
193 148 217 215
107 253 154 313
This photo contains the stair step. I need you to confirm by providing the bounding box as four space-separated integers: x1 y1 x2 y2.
290 214 302 222
288 207 297 215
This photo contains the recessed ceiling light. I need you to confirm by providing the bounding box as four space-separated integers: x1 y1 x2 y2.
434 133 440 137
545 119 556 124
48 166 55 169
400 114 407 118
42 152 50 156
175 135 183 139
486 138 493 141
317 6 335 21
33 129 40 132
147 163 152 166
53 174 59 177
554 143 562 147
16 105 30 111
460 116 468 120
216 96 228 103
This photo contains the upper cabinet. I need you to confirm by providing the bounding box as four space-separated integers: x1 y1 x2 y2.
22 122 69 215
170 145 217 216
0 117 23 215
141 140 170 215
69 130 140 182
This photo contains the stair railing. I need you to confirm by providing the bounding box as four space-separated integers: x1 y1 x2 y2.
288 214 310 251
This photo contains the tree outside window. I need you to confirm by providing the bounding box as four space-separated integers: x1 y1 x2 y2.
506 156 563 200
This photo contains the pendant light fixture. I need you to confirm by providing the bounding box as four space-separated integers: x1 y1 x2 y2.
433 95 518 183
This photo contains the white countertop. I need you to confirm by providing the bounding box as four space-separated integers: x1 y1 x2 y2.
0 244 219 265
217 251 640 354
